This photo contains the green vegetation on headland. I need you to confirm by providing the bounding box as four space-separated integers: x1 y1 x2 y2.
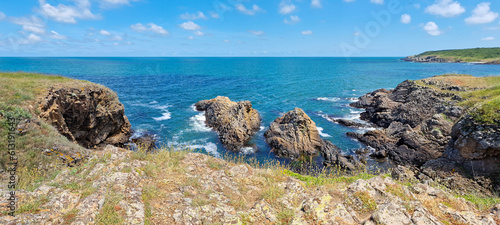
1 72 499 224
415 74 500 125
404 47 500 64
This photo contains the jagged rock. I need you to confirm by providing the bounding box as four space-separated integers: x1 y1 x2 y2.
38 84 131 148
333 118 369 128
371 202 412 225
16 118 41 135
131 134 157 152
265 108 361 170
195 96 261 151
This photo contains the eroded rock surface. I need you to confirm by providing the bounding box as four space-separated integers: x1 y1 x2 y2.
38 84 131 148
195 96 261 151
264 108 360 170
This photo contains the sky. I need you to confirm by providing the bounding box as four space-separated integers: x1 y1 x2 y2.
0 0 499 57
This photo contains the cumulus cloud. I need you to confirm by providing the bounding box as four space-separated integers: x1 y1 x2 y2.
279 2 296 15
100 29 111 35
211 12 220 18
425 0 465 18
301 30 313 35
0 12 5 20
38 0 100 23
401 14 411 24
180 11 207 20
482 36 495 41
235 4 263 15
193 31 204 36
50 31 67 39
423 21 443 36
284 15 300 24
130 23 168 35
18 33 42 45
99 0 138 7
248 30 265 36
370 0 384 4
311 0 322 8
179 21 201 30
224 40 231 43
11 16 46 34
111 35 123 41
465 2 499 25
343 0 355 2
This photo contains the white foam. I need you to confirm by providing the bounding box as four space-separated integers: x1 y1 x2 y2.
189 142 219 157
190 104 198 112
316 97 340 102
240 147 256 154
189 112 212 132
349 109 365 114
317 127 331 137
149 100 158 104
153 111 171 121
260 126 266 131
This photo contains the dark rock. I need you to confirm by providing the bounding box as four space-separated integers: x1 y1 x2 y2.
131 134 157 152
333 118 369 128
265 108 362 171
38 84 131 148
195 96 261 151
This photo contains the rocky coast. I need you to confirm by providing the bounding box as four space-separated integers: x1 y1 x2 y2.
0 72 499 224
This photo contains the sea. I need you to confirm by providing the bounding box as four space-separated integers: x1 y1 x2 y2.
1 57 498 169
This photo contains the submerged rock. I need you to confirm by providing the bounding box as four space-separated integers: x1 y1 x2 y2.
264 108 360 170
38 84 131 148
195 96 261 151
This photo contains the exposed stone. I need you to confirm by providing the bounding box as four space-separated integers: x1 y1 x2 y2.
38 84 131 148
195 96 261 151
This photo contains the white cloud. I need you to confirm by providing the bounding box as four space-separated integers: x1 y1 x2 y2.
248 30 265 36
401 14 411 24
188 36 194 40
343 0 355 2
465 2 499 25
279 2 296 15
302 30 313 35
370 0 384 4
100 29 111 35
425 0 465 18
111 35 123 40
18 33 42 45
224 40 231 43
414 4 421 9
284 15 300 24
23 25 45 34
193 31 204 36
180 11 207 20
0 12 5 20
38 0 99 23
179 21 201 30
130 23 168 35
100 0 138 7
423 21 443 36
50 31 67 39
211 12 220 18
482 36 495 41
311 0 322 8
149 23 168 34
235 4 262 15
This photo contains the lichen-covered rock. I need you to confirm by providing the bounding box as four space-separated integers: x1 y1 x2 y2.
195 96 261 151
38 84 131 148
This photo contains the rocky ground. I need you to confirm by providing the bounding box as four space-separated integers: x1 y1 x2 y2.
1 145 499 224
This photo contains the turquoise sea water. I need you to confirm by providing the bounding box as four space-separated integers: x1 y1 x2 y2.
1 57 499 167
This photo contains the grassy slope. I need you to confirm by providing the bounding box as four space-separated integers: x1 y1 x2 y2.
0 72 90 190
415 74 500 125
415 48 500 63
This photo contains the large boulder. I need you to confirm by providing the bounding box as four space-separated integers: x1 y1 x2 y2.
195 96 261 151
38 84 131 148
264 108 360 170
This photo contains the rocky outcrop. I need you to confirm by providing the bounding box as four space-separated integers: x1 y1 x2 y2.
195 96 261 151
349 80 462 166
402 55 454 63
3 145 496 225
38 84 131 148
264 108 360 170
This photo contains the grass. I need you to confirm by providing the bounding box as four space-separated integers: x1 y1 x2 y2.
459 194 500 211
282 169 376 186
95 193 125 225
415 47 500 63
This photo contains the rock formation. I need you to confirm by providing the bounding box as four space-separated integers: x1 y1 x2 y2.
195 96 261 151
264 108 360 170
38 84 131 148
348 80 462 166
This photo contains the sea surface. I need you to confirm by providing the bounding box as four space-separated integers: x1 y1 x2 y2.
1 57 499 168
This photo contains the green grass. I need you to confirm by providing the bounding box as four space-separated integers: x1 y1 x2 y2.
282 169 376 186
415 47 500 63
459 194 500 211
95 193 125 224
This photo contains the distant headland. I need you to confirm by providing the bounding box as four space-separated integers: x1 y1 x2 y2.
402 47 500 64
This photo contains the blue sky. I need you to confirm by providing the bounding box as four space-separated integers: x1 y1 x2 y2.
0 0 499 56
